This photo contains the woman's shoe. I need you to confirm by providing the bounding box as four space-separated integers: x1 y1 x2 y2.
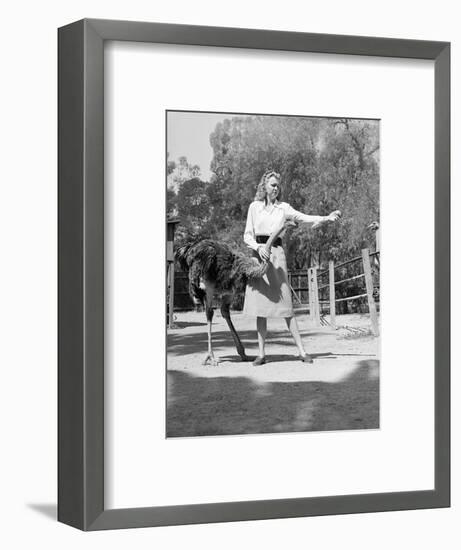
299 354 313 363
253 356 266 366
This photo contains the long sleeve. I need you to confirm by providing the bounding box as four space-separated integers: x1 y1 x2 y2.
243 202 260 251
284 203 325 227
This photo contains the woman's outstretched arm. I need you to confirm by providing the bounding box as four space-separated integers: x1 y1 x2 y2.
284 204 341 228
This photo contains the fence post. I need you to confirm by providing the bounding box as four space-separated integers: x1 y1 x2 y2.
308 267 321 327
329 260 336 328
168 261 176 329
312 267 321 326
361 248 379 336
308 268 313 319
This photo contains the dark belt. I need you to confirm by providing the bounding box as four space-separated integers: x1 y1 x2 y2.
256 235 282 247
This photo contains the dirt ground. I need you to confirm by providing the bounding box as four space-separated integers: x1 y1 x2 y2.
167 310 379 437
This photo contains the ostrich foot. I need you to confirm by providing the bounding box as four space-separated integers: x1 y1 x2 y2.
202 353 219 366
239 354 251 362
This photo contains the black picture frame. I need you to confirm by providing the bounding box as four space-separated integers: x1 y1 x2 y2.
58 18 450 531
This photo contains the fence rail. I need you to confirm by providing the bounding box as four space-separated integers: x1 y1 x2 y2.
170 248 380 334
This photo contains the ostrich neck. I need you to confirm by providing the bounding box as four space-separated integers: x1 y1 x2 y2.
264 219 285 250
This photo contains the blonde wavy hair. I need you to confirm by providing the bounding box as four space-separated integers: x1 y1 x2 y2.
254 170 282 202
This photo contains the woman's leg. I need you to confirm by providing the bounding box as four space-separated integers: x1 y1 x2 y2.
256 316 267 358
285 316 312 361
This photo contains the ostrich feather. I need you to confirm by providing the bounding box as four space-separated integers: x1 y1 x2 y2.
175 239 268 302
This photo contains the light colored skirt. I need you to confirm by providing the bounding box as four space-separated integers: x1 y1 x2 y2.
243 246 294 318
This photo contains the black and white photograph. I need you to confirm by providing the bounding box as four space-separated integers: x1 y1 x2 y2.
3 1 454 543
166 110 380 437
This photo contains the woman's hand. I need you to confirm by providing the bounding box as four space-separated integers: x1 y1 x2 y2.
327 210 341 222
258 246 271 262
312 210 341 229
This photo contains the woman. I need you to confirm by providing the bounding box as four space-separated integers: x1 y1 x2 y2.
243 170 340 366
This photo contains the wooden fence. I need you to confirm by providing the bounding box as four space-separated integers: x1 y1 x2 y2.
174 271 194 310
312 249 380 335
171 248 380 335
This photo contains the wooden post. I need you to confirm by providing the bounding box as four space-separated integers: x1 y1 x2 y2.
329 260 336 328
167 261 176 329
362 248 379 336
312 267 321 325
166 218 179 329
308 267 321 327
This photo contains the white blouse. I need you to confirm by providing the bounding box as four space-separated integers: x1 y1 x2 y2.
244 200 325 251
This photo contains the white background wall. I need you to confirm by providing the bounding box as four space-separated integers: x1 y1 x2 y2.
1 0 458 547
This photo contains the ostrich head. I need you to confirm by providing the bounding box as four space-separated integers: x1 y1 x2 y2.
368 221 379 232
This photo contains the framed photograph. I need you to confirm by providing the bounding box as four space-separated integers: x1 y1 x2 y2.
166 109 380 438
58 19 450 530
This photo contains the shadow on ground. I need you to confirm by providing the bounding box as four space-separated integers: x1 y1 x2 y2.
27 503 57 521
167 360 379 437
218 352 374 363
172 321 208 328
168 328 329 357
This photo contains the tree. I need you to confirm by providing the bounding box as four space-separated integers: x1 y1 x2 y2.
207 115 379 268
167 155 202 218
168 156 201 191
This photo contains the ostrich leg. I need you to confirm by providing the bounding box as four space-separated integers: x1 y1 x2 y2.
220 298 250 362
202 287 219 366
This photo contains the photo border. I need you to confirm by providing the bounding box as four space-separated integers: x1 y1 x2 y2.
58 18 450 530
164 107 381 438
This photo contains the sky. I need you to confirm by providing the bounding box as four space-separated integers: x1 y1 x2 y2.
166 111 229 181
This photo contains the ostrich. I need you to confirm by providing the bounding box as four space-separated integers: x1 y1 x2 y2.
368 221 380 248
175 225 285 366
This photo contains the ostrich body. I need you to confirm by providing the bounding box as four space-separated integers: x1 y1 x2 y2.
175 226 284 366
